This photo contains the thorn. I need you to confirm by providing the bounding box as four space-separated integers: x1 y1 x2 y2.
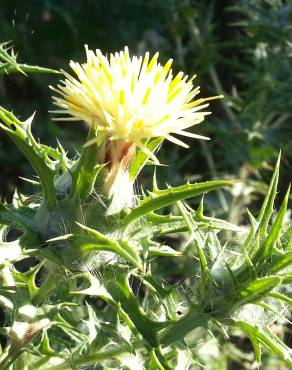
152 169 159 192
196 197 204 218
23 111 36 127
46 234 73 243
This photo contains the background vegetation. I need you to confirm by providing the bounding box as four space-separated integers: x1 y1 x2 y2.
0 0 291 368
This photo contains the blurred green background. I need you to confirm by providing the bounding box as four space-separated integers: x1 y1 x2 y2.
0 0 291 368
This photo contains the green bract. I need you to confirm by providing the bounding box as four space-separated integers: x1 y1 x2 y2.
0 43 291 370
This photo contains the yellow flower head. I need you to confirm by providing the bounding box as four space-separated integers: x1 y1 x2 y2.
51 46 222 155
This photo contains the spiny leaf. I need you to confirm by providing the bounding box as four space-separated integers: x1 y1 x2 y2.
243 154 280 251
122 179 237 226
69 125 104 202
271 250 292 273
0 107 57 208
234 276 282 307
252 186 290 268
177 201 209 277
0 42 59 76
248 334 262 365
58 222 144 270
38 330 57 356
161 306 209 346
103 270 166 348
234 321 292 367
280 274 292 286
131 216 241 240
269 292 292 305
0 63 59 76
242 208 258 250
0 202 35 230
145 209 242 232
256 301 292 324
258 153 281 236
0 42 25 75
13 261 45 298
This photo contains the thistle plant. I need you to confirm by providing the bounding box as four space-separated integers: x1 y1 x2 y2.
0 43 291 370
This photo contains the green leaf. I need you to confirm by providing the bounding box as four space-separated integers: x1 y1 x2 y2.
13 261 45 298
243 154 280 251
142 274 171 299
144 209 242 233
0 107 58 209
247 334 262 365
69 125 104 202
0 202 35 230
0 63 59 76
256 301 291 324
177 201 209 277
50 222 143 270
0 42 25 75
242 209 258 250
0 42 59 76
234 276 282 307
161 306 209 346
103 269 165 348
281 274 292 286
252 186 290 268
122 179 237 227
234 321 292 368
269 292 292 305
271 250 292 273
257 153 281 236
134 219 240 240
